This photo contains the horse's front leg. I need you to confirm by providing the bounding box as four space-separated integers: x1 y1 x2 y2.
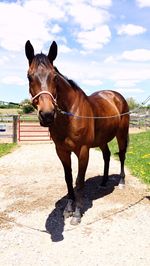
71 145 89 225
56 147 75 218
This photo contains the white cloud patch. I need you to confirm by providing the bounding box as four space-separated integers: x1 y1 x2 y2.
104 56 117 63
59 44 73 53
110 65 150 84
115 87 144 95
2 76 26 86
24 0 65 20
82 79 103 86
114 79 141 87
0 0 111 53
77 25 111 51
0 55 9 65
68 3 110 30
0 0 65 52
92 0 112 8
51 24 62 34
104 49 150 63
121 49 150 61
70 1 112 52
136 0 150 7
117 24 146 36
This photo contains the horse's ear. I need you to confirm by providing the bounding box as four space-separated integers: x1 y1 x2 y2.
25 40 34 65
48 41 58 64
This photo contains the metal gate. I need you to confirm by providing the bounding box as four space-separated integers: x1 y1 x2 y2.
0 115 13 143
18 114 51 142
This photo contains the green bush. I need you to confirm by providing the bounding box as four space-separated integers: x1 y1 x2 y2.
20 99 35 114
22 103 35 114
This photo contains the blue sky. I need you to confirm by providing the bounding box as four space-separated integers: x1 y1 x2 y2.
0 0 150 104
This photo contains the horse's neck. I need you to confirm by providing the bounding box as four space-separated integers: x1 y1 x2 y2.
57 75 79 110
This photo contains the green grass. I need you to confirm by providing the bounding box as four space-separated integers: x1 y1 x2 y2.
0 108 20 115
108 131 150 184
0 143 17 157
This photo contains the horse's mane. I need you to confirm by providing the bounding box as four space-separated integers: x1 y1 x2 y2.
54 66 83 92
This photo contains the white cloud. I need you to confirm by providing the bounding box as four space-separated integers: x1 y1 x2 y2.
82 79 103 86
2 76 26 86
92 0 112 8
117 24 146 36
104 56 117 63
115 87 144 95
24 0 65 20
59 44 72 53
104 49 150 64
0 0 65 52
136 0 150 7
114 79 141 87
121 49 150 61
110 65 150 83
68 3 110 30
51 24 62 34
0 0 112 54
0 55 9 65
77 25 111 51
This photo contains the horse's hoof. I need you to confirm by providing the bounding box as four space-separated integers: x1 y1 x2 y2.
63 199 74 219
63 211 73 219
119 178 125 189
70 216 81 226
119 183 125 189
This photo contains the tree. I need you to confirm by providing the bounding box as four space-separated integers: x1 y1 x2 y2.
20 99 35 114
126 97 139 110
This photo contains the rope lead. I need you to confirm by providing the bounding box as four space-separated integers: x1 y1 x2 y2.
57 95 150 120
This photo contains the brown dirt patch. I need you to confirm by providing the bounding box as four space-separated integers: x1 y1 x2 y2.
0 143 149 266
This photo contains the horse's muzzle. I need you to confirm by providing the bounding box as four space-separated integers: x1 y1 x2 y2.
38 110 55 127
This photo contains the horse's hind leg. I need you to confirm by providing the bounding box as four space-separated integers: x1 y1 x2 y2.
101 144 111 186
116 124 129 188
56 147 75 218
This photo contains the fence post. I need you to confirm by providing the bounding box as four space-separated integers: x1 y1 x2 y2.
13 115 18 143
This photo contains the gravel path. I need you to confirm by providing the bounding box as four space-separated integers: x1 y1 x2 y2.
0 143 149 266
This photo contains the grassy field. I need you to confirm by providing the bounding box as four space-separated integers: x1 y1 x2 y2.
0 143 17 157
0 108 21 115
108 130 150 184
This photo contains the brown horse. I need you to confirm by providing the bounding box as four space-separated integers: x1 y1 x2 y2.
25 40 129 225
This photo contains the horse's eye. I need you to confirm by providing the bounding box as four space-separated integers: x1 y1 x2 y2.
53 74 58 82
28 74 33 83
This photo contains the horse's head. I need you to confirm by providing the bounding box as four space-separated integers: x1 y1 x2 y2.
25 40 58 127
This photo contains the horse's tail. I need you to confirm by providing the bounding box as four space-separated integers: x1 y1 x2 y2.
115 94 130 153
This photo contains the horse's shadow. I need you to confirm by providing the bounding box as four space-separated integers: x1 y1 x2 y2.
45 174 121 242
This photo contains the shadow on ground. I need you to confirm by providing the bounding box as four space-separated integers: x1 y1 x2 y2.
45 174 121 242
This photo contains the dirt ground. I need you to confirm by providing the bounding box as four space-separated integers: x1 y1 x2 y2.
0 142 150 266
